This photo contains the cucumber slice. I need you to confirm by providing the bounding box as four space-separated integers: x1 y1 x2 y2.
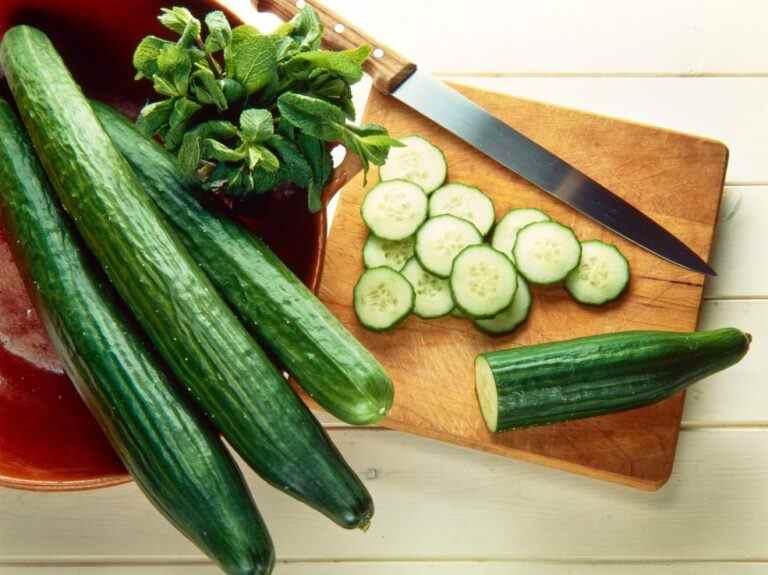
354 267 414 331
565 240 630 305
475 277 532 334
450 245 518 318
361 180 428 240
415 214 483 278
513 221 581 285
429 183 495 236
491 208 551 262
363 234 415 271
401 257 454 319
379 135 447 194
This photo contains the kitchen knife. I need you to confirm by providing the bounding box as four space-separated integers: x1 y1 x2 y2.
255 0 716 275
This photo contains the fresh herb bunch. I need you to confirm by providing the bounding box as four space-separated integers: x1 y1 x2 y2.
132 5 401 211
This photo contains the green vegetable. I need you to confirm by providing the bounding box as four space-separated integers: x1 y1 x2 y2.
131 4 400 208
475 328 751 432
94 101 394 426
1 25 373 529
0 99 274 575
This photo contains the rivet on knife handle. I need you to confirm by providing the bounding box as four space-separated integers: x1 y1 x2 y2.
253 0 417 93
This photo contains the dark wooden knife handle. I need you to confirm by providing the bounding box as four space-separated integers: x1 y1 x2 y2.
252 0 417 93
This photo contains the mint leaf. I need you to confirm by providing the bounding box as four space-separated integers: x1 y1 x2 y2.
203 139 245 162
178 133 202 175
290 6 323 51
158 7 199 35
286 46 371 84
186 120 239 141
165 97 202 150
277 93 346 141
239 109 273 143
153 76 179 97
191 68 228 110
204 11 232 53
255 145 280 171
136 99 175 137
226 26 277 95
297 133 332 213
157 44 192 95
269 135 312 188
132 35 172 78
220 78 246 104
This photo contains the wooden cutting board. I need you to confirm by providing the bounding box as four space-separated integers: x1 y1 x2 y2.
318 84 728 490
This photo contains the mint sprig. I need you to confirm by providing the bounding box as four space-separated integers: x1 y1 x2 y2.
131 5 400 212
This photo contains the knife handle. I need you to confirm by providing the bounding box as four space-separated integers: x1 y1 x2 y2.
252 0 417 93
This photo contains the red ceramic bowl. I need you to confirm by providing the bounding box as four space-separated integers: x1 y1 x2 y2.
0 0 329 490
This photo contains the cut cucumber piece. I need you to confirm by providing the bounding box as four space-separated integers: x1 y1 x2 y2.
450 307 468 318
513 221 581 285
401 257 454 319
363 234 415 271
361 180 428 240
354 267 414 331
415 214 483 278
565 240 630 305
379 135 447 194
491 208 551 262
450 245 518 318
475 277 532 335
429 183 495 236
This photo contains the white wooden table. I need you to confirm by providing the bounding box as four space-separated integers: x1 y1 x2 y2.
2 1 767 573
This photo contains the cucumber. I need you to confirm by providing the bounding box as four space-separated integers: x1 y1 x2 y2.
379 135 447 194
361 180 428 240
450 307 468 318
415 214 483 278
450 245 518 319
401 257 454 319
0 100 274 575
565 240 630 305
428 183 495 236
513 221 581 285
476 328 751 432
2 26 372 530
475 276 531 335
354 267 414 331
491 208 550 262
93 102 393 427
362 234 415 271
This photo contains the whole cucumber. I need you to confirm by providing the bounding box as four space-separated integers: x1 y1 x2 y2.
476 328 751 431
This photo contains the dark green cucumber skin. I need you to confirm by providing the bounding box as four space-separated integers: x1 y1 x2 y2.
92 101 393 426
0 100 273 575
479 329 750 431
1 26 372 529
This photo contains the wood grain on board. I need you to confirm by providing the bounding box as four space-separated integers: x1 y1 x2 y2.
318 84 728 490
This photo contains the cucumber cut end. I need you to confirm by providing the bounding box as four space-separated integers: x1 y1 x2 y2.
354 267 414 331
475 356 498 432
361 180 428 241
565 240 630 305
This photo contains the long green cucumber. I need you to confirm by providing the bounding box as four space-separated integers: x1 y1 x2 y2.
1 25 372 529
92 101 393 426
0 99 273 575
475 328 751 432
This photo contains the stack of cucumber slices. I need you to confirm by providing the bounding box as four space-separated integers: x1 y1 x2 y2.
354 136 631 333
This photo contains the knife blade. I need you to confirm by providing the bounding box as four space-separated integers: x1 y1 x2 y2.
393 72 715 275
255 0 715 275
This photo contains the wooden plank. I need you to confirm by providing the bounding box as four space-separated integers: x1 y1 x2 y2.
319 84 728 490
445 77 768 185
0 429 766 560
1 562 767 574
238 0 768 76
